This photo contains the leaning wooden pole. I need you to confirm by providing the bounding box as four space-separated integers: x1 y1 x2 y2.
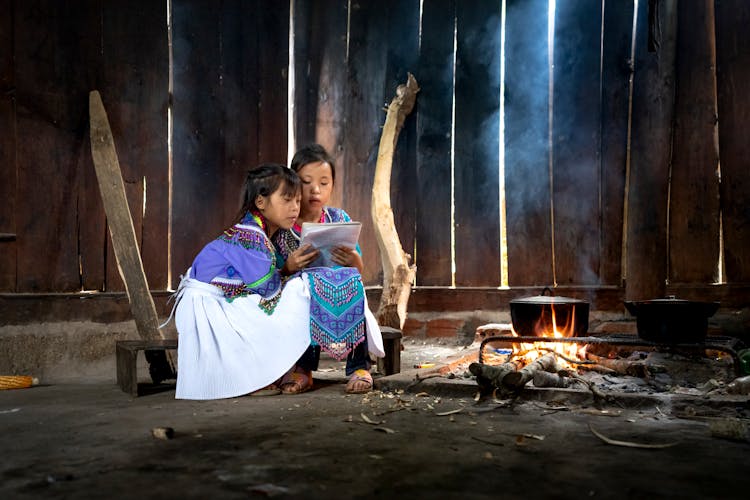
89 90 164 342
371 74 419 329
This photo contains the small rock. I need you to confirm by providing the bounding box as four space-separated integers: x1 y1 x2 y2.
151 427 174 440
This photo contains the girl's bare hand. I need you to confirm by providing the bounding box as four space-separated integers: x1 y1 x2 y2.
284 244 319 274
331 246 363 273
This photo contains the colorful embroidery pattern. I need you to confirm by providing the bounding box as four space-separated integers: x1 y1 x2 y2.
211 221 280 299
307 268 366 360
258 293 283 315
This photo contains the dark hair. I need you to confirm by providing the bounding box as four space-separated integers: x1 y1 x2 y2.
290 143 336 183
236 163 301 222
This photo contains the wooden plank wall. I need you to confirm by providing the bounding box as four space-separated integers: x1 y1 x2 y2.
2 0 750 310
1 0 167 294
453 0 502 286
504 0 553 287
552 0 603 286
669 0 719 284
0 0 16 290
715 0 750 284
171 0 289 280
101 3 169 292
415 0 455 286
625 0 677 301
599 0 633 286
292 0 349 207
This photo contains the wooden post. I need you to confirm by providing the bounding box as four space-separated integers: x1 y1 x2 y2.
371 74 419 329
89 90 164 342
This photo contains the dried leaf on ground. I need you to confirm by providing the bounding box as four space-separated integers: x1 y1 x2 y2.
374 426 397 434
360 413 383 425
589 424 679 449
435 407 464 416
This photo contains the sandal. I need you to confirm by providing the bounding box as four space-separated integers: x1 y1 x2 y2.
345 369 373 394
250 383 281 397
280 369 313 395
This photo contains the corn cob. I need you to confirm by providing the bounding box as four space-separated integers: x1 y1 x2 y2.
0 375 39 390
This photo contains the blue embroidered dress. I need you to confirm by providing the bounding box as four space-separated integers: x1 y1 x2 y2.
273 207 383 362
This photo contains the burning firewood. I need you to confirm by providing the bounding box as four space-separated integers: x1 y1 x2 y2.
585 352 648 377
503 353 559 390
532 370 571 388
469 361 521 391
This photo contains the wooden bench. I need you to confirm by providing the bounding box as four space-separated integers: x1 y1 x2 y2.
116 327 403 396
116 339 177 396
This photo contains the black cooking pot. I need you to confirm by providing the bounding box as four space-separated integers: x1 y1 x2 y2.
624 297 720 343
510 288 590 337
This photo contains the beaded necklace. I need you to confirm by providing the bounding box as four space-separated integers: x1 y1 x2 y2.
249 209 267 233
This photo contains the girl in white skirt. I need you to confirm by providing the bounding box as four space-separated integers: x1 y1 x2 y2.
171 163 383 400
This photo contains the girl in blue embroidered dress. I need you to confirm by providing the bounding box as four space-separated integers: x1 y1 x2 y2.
273 144 384 394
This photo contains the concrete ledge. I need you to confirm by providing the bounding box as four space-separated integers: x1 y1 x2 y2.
0 320 177 383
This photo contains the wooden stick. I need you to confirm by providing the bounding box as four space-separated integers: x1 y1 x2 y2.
532 370 571 388
371 74 419 329
503 353 559 389
585 352 647 377
469 361 520 390
89 91 163 342
89 91 175 377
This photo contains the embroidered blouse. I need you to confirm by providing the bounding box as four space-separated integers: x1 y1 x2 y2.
189 213 281 301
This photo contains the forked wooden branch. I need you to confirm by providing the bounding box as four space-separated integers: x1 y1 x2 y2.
371 73 420 329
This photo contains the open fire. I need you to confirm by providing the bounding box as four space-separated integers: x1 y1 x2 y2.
471 305 744 399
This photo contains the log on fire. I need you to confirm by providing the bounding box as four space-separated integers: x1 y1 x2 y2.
469 361 521 391
470 353 560 392
585 352 648 377
502 353 559 390
533 370 571 388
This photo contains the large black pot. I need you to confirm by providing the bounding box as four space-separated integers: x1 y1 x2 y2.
624 297 720 343
510 288 590 337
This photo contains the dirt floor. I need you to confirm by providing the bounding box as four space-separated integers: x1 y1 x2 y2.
2 338 749 499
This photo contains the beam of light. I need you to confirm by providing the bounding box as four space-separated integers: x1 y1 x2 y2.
287 0 296 165
499 0 508 288
166 0 174 291
450 12 457 288
622 0 639 286
548 0 557 287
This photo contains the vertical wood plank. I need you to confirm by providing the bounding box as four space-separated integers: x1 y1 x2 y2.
14 0 100 292
342 1 390 285
453 0 502 287
313 1 349 208
256 0 289 164
221 0 260 224
384 0 420 274
0 0 16 291
625 0 677 301
669 0 719 284
715 0 750 283
292 0 315 147
99 1 169 292
415 0 455 286
599 0 634 286
504 0 552 287
293 0 348 206
552 0 603 286
171 0 226 278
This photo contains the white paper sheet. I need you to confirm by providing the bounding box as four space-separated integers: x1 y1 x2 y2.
299 222 362 268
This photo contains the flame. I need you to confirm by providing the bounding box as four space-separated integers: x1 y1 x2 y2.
508 305 586 369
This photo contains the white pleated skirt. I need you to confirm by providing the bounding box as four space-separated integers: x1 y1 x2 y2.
173 272 384 400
